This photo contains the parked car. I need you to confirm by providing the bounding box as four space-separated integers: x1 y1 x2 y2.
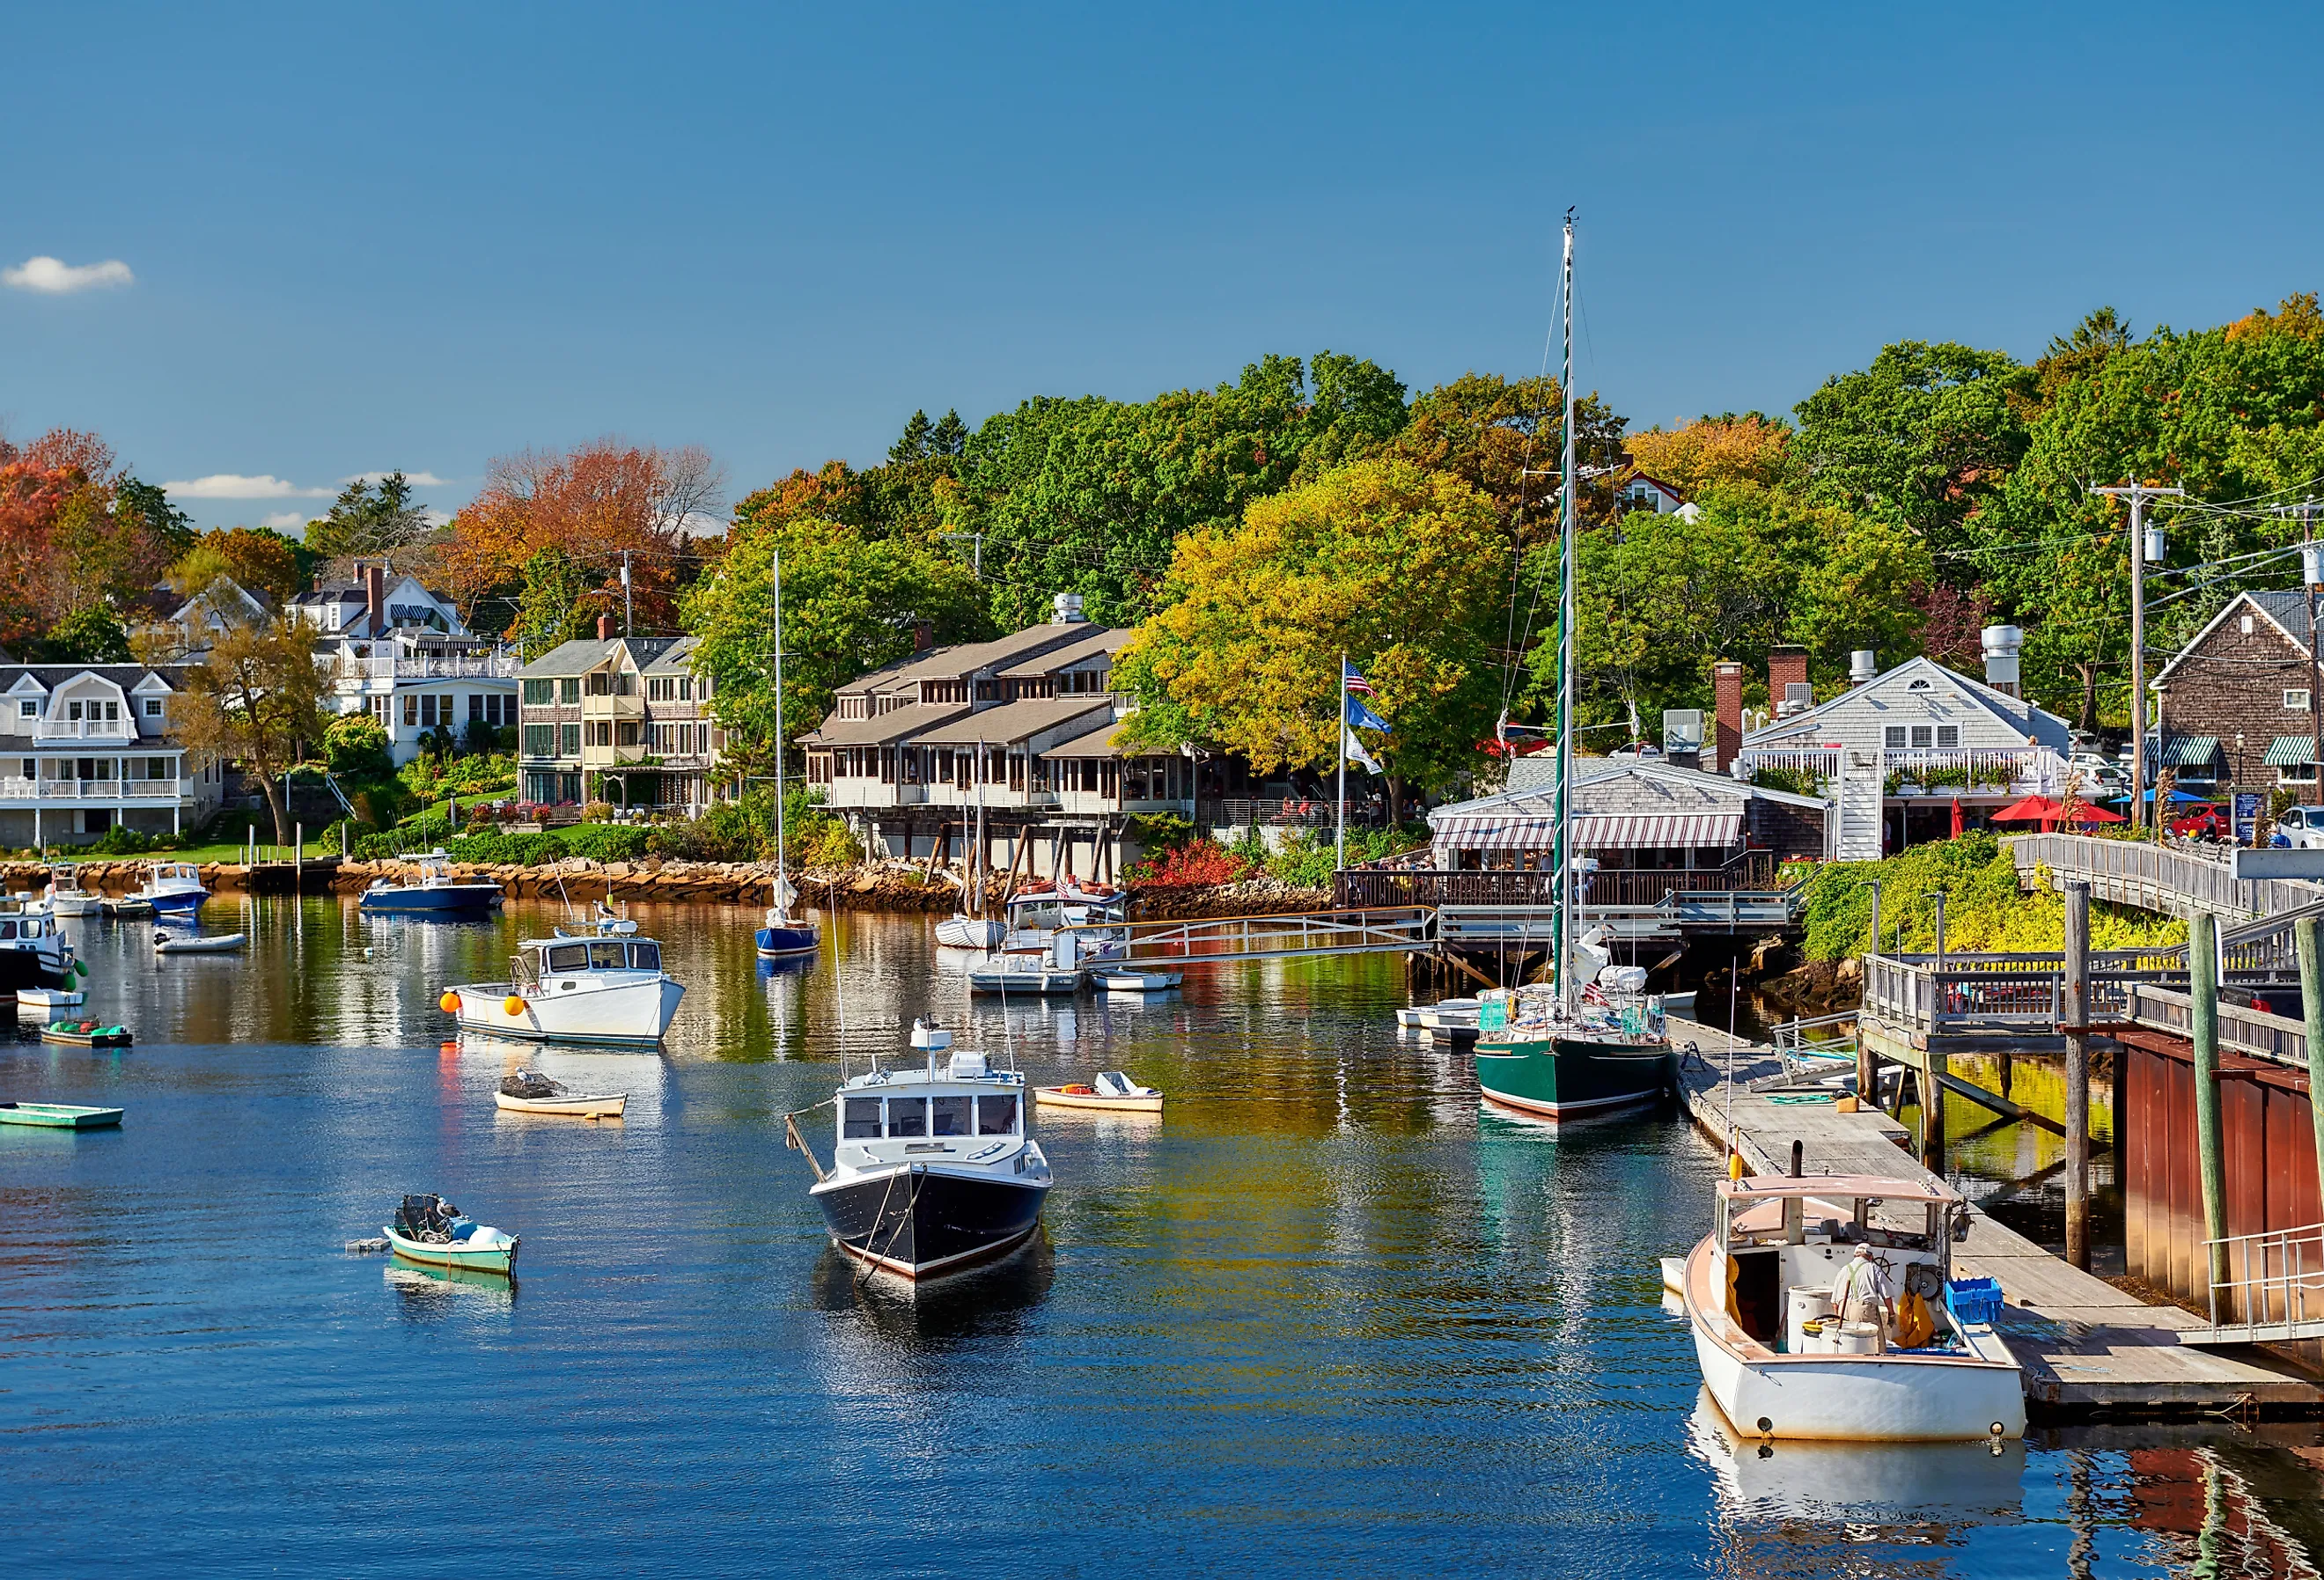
2170 803 2232 841
2276 806 2324 849
2064 753 2129 794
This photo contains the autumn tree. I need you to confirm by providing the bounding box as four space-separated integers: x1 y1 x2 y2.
1623 414 1792 496
508 548 601 658
0 430 192 650
680 518 991 776
1383 372 1627 544
437 439 724 632
174 618 330 845
170 526 305 605
1117 459 1506 805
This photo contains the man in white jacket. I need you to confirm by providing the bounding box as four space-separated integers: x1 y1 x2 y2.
1830 1242 1893 1352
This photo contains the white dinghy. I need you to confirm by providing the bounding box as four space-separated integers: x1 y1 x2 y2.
494 1069 625 1119
153 930 247 955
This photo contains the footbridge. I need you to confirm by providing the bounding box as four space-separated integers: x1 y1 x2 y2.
2011 832 2323 921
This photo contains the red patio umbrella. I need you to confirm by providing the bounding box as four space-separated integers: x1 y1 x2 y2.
2067 802 2124 824
1950 796 1965 838
1989 795 2061 824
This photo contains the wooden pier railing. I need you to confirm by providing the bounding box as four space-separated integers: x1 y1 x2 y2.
1335 852 1778 911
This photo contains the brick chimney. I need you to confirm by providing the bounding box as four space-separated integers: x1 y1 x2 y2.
364 562 385 636
1712 660 1745 775
597 614 613 641
913 620 934 652
1769 645 1810 718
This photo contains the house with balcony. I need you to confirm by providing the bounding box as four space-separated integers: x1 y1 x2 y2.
305 562 519 764
1732 645 2073 861
517 626 726 811
0 663 224 846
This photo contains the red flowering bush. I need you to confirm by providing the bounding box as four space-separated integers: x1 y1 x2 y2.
1127 837 1254 889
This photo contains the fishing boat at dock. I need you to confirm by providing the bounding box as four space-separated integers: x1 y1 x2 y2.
441 908 684 1046
41 862 103 918
792 1019 1050 1282
1679 1172 2024 1442
358 849 504 914
129 862 206 915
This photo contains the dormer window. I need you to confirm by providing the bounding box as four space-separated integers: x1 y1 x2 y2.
143 700 164 718
17 700 33 720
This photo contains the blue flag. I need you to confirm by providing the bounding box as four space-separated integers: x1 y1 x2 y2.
1343 660 1390 732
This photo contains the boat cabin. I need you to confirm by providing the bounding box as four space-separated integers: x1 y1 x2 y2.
512 930 666 989
1714 1174 1968 1353
832 1045 1031 1172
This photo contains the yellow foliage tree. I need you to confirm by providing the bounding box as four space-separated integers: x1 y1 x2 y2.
1624 414 1791 497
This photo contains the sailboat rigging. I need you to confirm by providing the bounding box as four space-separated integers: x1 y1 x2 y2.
756 547 823 961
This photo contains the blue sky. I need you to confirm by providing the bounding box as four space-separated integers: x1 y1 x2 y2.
5 2 2323 532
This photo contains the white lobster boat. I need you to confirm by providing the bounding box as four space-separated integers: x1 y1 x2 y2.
1680 1173 2024 1443
42 862 104 917
443 911 685 1047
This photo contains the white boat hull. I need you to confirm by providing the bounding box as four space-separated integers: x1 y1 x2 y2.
1034 1085 1164 1113
494 1089 626 1117
967 967 1081 995
48 896 102 917
453 977 685 1046
937 915 1006 949
1099 971 1181 991
154 932 246 954
17 987 84 1009
1684 1238 2023 1441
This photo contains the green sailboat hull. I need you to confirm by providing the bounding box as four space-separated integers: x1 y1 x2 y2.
1475 1033 1676 1121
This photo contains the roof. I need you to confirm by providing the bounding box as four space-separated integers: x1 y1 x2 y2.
849 621 1108 694
1438 757 1826 822
2156 589 2317 685
641 636 699 673
516 637 674 679
997 627 1132 679
1718 1173 1960 1206
1040 716 1162 759
3 664 183 692
1744 654 2073 750
1426 758 1820 852
910 695 1112 746
798 703 972 748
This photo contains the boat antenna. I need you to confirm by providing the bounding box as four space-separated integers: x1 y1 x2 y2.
1554 207 1578 1018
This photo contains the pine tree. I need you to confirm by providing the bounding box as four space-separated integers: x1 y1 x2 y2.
889 410 933 463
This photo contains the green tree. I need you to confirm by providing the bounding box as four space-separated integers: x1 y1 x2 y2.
174 618 330 845
323 712 396 783
303 471 434 562
680 518 992 776
39 602 132 663
509 548 600 658
1118 459 1505 805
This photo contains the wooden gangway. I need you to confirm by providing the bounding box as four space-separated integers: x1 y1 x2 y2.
2011 831 2323 922
1061 906 1438 966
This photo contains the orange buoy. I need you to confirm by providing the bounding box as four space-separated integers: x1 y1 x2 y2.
439 990 460 1014
504 995 526 1017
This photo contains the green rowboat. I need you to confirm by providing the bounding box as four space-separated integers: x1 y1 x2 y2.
1474 1032 1676 1121
0 1101 123 1129
382 1223 520 1275
41 1022 132 1048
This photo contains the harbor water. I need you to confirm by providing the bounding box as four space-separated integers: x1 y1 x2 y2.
8 896 2324 1576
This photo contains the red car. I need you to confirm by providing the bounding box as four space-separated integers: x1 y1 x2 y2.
2169 803 2232 841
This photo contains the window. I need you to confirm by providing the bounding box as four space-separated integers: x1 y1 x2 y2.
1908 725 1933 749
546 944 588 973
147 758 167 781
590 942 627 970
469 694 484 722
843 1098 882 1139
561 724 581 755
679 678 693 702
629 942 660 971
17 700 32 719
143 699 163 718
103 701 118 723
590 721 613 747
1935 725 1960 748
886 1098 928 1138
2290 690 2313 711
402 695 417 728
2245 615 2258 635
523 724 557 757
67 701 82 722
586 672 609 696
930 1096 971 1137
977 1094 1019 1135
559 678 580 704
616 721 640 746
1883 725 1907 749
523 679 552 705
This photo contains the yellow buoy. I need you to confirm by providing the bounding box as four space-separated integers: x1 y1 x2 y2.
438 990 459 1014
1727 1150 1745 1181
504 995 526 1017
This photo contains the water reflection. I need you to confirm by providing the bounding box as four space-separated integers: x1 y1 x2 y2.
384 1259 518 1315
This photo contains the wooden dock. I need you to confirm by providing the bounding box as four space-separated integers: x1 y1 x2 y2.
1668 1015 2324 1416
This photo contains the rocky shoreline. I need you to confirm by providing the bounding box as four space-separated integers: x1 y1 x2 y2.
0 858 1335 920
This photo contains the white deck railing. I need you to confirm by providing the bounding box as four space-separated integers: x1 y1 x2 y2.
0 778 180 801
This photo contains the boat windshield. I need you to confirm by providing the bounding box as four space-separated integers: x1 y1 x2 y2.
843 1091 1020 1139
533 938 661 975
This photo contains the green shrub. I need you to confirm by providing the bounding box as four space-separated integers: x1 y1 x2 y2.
325 715 394 780
558 825 651 862
1125 812 1195 856
85 825 164 856
1751 763 1824 797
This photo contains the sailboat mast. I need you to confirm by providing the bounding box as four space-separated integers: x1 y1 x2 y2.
1554 210 1577 1015
773 547 788 909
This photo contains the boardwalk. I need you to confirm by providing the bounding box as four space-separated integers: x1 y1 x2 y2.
1668 1014 2324 1415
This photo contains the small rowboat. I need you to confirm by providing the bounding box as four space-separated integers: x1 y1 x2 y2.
385 1194 519 1275
105 897 156 918
1099 970 1182 992
41 1021 131 1047
0 1101 122 1128
1035 1071 1164 1113
17 988 85 1010
495 1069 625 1119
153 931 246 954
967 963 1082 995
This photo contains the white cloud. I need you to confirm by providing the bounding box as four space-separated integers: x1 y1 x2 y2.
341 470 450 488
162 474 334 499
260 511 308 529
4 255 135 294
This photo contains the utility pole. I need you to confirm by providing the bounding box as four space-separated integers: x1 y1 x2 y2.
943 531 984 580
2276 500 2324 793
621 550 633 636
2092 482 2184 835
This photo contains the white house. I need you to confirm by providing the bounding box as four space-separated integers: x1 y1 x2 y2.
1616 470 1695 519
1735 654 2075 860
0 663 225 846
305 563 518 764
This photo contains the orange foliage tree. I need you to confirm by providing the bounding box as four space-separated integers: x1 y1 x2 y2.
435 439 724 634
1623 414 1792 497
0 427 190 653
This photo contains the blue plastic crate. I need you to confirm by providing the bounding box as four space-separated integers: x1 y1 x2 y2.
1948 1275 2003 1326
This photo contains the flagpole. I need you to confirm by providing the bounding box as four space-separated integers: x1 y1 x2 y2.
1555 209 1577 1018
1335 651 1347 872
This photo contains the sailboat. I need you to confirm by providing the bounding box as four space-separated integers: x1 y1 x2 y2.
1473 211 1677 1122
936 743 1006 950
755 547 823 962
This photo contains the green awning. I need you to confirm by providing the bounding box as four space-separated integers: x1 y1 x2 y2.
2266 736 2320 767
2161 735 2219 766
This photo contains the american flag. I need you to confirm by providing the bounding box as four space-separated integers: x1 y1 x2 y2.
1343 660 1374 696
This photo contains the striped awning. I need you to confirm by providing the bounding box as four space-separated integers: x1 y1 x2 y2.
1429 810 1740 852
2158 735 2220 767
2266 735 2320 767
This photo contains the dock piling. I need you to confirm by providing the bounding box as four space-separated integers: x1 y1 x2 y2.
2063 879 2092 1269
2298 917 2324 1223
2191 910 2229 1292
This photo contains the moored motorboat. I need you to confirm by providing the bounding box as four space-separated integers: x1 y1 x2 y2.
42 862 104 917
383 1194 519 1275
494 1069 626 1118
1680 1172 2024 1442
0 900 80 989
40 1020 131 1047
358 849 504 913
1098 969 1181 992
442 909 684 1046
152 930 247 955
935 914 1008 950
967 960 1082 996
1035 1071 1163 1113
795 1019 1050 1282
131 862 207 915
17 987 85 1010
0 1100 122 1128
